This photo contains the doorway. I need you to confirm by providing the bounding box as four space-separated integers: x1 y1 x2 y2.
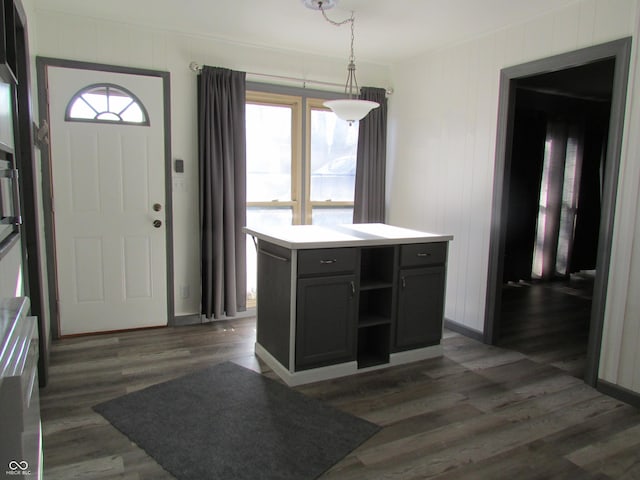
484 38 632 386
37 58 174 337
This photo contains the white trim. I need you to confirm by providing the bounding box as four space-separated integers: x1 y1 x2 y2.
255 341 442 386
389 345 443 365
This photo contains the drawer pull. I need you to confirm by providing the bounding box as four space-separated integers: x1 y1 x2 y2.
417 252 431 257
319 259 337 264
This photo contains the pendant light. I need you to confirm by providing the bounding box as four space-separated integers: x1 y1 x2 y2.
304 0 379 125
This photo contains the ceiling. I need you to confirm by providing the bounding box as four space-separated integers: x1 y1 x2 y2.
33 0 580 65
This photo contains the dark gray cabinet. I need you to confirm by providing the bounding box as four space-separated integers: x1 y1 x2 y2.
395 266 445 350
295 274 357 370
394 242 447 351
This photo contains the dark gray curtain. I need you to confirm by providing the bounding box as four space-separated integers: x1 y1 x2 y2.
353 87 387 223
198 66 247 319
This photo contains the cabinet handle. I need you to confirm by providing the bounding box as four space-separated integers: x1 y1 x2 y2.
320 259 337 264
417 252 431 257
350 281 355 297
401 276 406 289
259 249 289 262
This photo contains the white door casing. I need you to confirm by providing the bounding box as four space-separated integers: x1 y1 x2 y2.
47 66 168 335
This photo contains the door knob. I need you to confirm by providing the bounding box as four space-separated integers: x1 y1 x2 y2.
153 203 162 212
153 219 162 228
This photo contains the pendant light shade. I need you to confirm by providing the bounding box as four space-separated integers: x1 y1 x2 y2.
323 99 379 123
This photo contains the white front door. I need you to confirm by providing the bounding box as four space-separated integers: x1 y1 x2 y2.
47 66 168 335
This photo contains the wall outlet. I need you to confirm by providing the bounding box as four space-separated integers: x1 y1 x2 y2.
180 285 190 299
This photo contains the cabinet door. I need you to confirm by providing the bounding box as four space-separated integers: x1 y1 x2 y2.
395 266 445 350
296 274 357 370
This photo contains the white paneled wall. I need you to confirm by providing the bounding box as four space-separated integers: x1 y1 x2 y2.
26 7 391 316
599 5 640 393
387 0 640 393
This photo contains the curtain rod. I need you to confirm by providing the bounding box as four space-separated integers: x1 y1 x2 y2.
188 62 393 95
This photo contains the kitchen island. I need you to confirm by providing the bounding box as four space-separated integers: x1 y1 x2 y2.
244 223 453 385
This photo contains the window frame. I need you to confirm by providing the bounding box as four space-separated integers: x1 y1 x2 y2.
65 82 150 126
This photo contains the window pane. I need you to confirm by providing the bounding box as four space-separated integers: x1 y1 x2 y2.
82 92 108 114
69 100 97 119
309 109 358 202
96 112 121 121
120 103 145 123
67 84 148 124
246 206 293 306
246 104 292 202
311 207 353 226
246 206 293 229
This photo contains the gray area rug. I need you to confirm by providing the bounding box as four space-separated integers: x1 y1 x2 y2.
94 361 379 480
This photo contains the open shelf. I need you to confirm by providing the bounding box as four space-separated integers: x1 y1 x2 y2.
358 313 391 328
356 247 394 368
360 246 394 285
357 323 390 368
358 288 392 324
360 279 393 291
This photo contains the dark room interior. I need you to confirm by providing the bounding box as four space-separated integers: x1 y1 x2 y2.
498 59 615 379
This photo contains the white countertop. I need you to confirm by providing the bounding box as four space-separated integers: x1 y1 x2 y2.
244 223 453 249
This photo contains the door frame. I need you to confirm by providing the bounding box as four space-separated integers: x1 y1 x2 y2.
36 57 174 339
483 38 632 387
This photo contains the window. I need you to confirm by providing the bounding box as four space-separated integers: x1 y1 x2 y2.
307 99 358 225
246 91 358 226
245 88 359 304
246 92 301 226
65 83 149 125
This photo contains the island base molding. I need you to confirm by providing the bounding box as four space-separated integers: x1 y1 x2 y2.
255 342 443 386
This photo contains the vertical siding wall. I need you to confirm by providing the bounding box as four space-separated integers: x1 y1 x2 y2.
387 0 640 392
26 7 391 317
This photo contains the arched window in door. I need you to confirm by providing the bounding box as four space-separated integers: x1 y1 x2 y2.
65 83 150 126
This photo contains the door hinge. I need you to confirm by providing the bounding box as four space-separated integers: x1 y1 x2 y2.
34 119 49 149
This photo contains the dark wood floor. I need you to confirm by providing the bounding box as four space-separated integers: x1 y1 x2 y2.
40 313 640 479
498 274 594 379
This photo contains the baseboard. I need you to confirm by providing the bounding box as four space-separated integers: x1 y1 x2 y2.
171 309 257 327
443 318 484 342
597 379 640 409
170 314 202 326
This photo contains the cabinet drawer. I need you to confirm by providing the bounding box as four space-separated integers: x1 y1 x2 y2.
400 242 446 267
298 248 357 276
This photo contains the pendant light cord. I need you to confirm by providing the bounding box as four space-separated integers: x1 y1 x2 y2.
318 2 359 98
